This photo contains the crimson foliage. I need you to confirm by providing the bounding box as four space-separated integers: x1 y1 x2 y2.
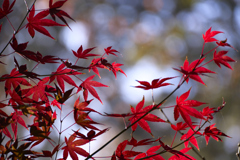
0 1 236 160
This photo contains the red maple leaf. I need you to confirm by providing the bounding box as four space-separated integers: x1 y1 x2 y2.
159 139 193 159
216 38 238 51
203 124 230 145
49 62 82 92
48 0 75 28
23 77 54 102
88 58 106 78
128 137 157 148
171 122 189 147
62 132 92 160
174 89 205 128
31 51 59 64
202 27 223 43
171 122 188 132
26 5 64 39
173 57 215 85
112 140 141 160
10 35 36 60
168 147 196 160
135 77 174 90
104 46 119 56
72 45 99 60
213 50 236 70
78 75 108 104
200 106 215 120
0 0 16 19
0 68 31 96
74 128 109 141
10 110 28 140
109 62 127 78
134 145 164 160
129 97 165 135
181 126 202 150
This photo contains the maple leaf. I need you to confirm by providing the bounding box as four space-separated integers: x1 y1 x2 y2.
0 0 16 19
129 97 165 135
25 125 51 149
181 126 202 150
213 50 236 70
50 62 82 92
88 58 106 78
54 84 74 104
168 147 196 160
74 97 102 119
202 27 223 43
78 75 108 104
48 0 75 28
113 140 141 160
11 110 28 140
174 89 205 128
171 122 189 147
171 122 188 132
62 131 92 160
158 139 194 160
74 128 109 141
72 45 99 60
200 106 215 120
14 57 40 80
31 51 59 64
216 38 238 51
74 103 101 131
104 46 119 56
128 137 157 148
10 36 36 60
109 62 127 78
26 5 64 39
203 124 230 145
173 57 215 85
0 115 12 138
134 145 164 160
51 99 62 110
0 68 31 97
135 77 174 90
23 77 54 103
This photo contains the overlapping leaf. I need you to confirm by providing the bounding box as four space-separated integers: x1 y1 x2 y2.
181 126 202 150
134 145 164 160
168 147 196 160
50 62 82 92
0 68 31 97
112 140 141 160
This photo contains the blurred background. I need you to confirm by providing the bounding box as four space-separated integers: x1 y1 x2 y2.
1 0 240 159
